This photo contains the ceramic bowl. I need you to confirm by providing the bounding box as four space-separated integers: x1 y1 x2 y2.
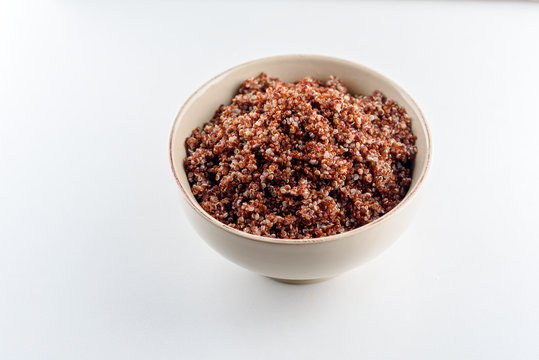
169 55 431 283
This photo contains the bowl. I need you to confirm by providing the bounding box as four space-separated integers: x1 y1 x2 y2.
169 55 431 283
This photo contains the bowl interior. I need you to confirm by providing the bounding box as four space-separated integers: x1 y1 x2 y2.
170 55 431 240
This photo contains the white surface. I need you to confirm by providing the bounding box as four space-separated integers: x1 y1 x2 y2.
1 1 538 359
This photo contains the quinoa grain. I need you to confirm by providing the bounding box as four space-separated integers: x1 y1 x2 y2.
184 73 416 239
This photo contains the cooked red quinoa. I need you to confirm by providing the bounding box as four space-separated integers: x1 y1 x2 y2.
184 73 416 239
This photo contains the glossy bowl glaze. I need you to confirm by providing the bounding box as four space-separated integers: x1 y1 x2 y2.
170 55 431 282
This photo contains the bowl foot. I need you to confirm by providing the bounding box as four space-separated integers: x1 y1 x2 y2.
268 276 335 284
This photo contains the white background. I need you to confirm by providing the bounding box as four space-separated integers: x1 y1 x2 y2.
1 1 539 359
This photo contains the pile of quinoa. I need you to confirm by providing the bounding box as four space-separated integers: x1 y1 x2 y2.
184 73 416 239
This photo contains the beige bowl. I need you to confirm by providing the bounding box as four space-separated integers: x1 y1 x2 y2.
170 55 431 283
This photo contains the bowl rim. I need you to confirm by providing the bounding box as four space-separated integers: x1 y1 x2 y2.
169 54 432 245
